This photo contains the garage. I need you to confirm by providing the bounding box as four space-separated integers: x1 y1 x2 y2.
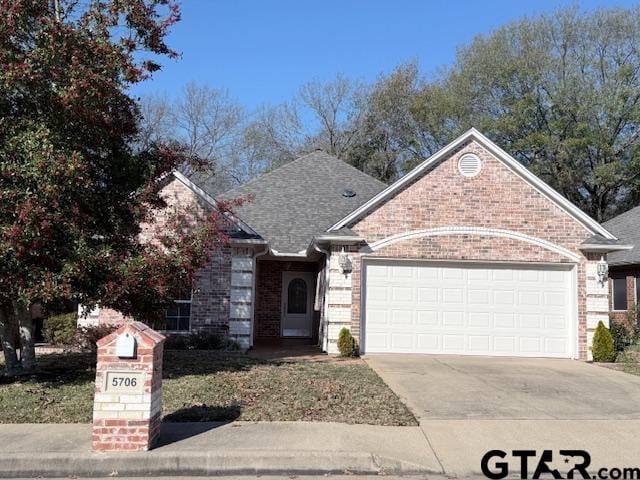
363 261 575 358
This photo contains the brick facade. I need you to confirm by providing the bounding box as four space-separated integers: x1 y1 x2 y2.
327 139 601 359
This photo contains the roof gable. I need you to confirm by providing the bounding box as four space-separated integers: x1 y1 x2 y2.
214 151 387 253
329 128 616 240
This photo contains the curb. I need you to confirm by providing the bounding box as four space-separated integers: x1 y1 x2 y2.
0 450 440 478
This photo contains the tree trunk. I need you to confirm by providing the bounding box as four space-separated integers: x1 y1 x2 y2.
0 305 21 376
15 302 36 372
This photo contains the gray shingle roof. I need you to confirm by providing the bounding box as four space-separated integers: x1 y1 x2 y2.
216 151 387 253
603 205 640 265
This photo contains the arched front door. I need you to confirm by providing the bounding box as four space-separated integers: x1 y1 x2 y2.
281 272 315 337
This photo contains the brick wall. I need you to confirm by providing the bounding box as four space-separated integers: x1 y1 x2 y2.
92 322 164 452
255 259 319 339
87 177 240 341
339 139 597 359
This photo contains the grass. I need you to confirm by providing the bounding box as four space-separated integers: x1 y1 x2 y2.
598 342 640 376
0 351 416 426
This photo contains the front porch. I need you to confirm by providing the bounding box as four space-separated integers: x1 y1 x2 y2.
253 258 322 346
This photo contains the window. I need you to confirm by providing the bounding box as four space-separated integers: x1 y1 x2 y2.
287 278 308 314
636 276 640 306
165 299 191 331
612 277 628 311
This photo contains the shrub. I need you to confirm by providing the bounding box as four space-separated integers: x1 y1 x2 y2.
42 313 77 345
610 320 633 352
337 328 358 357
72 324 119 353
164 331 237 351
592 321 616 362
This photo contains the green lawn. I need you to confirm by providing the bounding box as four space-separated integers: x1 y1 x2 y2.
0 351 416 425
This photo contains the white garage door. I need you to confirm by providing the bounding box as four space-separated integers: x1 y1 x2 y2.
363 261 574 358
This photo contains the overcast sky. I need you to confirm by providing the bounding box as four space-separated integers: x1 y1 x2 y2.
131 0 638 107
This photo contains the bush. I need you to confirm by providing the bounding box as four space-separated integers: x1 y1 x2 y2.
72 324 119 353
610 320 633 352
164 331 237 351
42 313 77 345
592 321 616 362
337 328 358 357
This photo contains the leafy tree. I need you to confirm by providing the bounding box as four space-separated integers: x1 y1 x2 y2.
346 63 428 182
413 7 640 221
0 0 231 376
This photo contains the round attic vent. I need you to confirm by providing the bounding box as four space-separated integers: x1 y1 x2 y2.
342 188 356 198
458 153 482 177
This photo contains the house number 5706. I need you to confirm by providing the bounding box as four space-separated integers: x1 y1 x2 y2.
111 376 137 387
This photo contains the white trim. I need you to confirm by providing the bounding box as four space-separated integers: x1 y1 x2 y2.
270 248 309 258
362 226 582 263
328 128 616 240
611 276 629 312
314 235 364 242
579 244 633 252
172 171 259 237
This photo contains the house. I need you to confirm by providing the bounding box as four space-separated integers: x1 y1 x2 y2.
82 128 631 360
602 206 640 324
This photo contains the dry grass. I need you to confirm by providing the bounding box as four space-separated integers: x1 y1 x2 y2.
0 350 416 426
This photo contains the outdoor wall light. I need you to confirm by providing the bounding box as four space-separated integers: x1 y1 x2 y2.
597 256 608 286
338 248 352 274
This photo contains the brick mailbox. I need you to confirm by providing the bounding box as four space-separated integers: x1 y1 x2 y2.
92 321 165 452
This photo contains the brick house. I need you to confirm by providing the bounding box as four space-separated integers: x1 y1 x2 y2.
602 206 640 327
81 128 631 360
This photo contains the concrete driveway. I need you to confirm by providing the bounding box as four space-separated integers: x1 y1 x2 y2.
366 355 640 476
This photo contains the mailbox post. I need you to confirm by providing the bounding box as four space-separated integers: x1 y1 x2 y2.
92 321 165 452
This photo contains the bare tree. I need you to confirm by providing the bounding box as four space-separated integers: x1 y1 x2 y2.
298 74 366 157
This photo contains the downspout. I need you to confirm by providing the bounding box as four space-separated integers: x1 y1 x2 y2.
250 245 269 349
313 242 331 352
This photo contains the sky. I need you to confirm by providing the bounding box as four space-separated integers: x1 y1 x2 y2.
131 0 638 109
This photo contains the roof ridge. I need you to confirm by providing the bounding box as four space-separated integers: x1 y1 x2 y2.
219 149 386 198
218 150 324 199
319 152 388 188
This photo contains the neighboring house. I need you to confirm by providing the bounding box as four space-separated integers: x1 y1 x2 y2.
603 206 640 325
81 128 631 360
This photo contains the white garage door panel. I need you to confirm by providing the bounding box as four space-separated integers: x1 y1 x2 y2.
364 262 573 358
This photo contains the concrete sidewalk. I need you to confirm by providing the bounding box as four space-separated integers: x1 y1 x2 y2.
0 422 442 478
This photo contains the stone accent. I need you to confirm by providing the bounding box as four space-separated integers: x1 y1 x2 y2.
585 254 610 360
323 247 356 354
229 247 254 349
92 322 165 452
337 138 601 360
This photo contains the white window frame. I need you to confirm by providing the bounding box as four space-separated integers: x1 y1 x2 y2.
163 292 193 333
612 277 628 312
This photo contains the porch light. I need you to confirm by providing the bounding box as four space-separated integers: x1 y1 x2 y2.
597 256 608 286
338 248 352 274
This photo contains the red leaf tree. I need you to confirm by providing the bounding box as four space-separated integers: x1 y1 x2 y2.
0 0 230 375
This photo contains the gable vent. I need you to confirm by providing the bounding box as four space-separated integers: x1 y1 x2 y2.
458 153 482 177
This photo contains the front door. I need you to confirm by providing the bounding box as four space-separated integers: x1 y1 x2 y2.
281 272 315 337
